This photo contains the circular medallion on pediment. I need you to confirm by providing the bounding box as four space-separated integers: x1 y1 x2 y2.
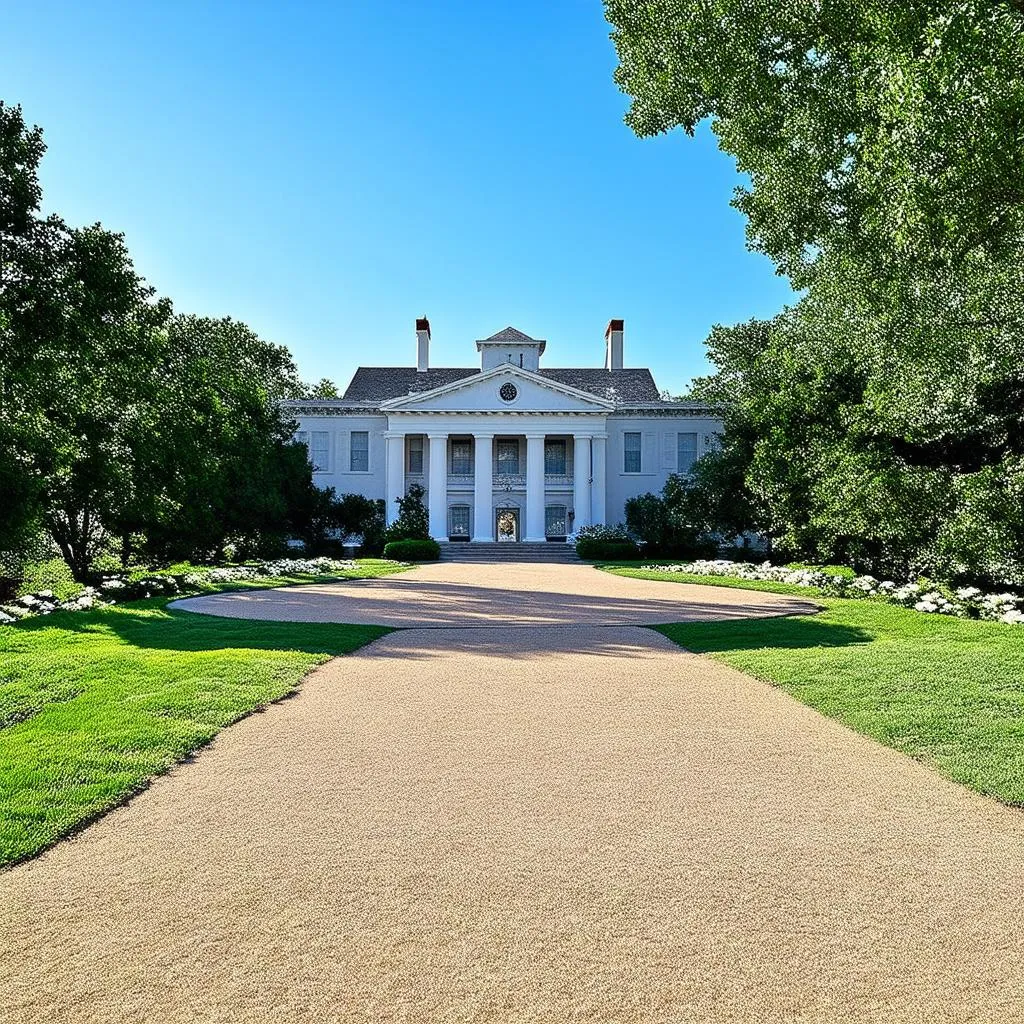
499 382 518 403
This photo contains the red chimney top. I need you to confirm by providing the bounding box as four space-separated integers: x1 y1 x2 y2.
415 317 431 338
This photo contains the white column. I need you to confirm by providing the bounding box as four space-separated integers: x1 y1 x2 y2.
590 434 607 526
472 433 494 542
427 432 448 541
572 434 592 531
384 431 406 526
525 432 546 542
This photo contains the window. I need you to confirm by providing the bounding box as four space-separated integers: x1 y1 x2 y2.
310 431 330 472
545 504 567 538
350 431 369 472
449 505 471 538
408 435 424 474
624 431 642 473
450 439 472 475
294 430 309 450
496 439 519 476
677 432 699 475
544 440 566 475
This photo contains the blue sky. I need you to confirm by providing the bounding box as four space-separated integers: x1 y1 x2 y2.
3 0 793 395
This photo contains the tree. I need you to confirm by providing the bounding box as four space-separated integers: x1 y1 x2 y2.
0 102 47 552
1 103 329 579
3 216 171 578
305 377 341 399
132 315 310 563
384 484 429 543
607 0 1024 284
607 0 1024 584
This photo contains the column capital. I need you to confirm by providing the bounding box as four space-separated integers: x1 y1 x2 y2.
382 430 406 440
472 431 495 440
426 431 449 440
524 431 547 440
590 433 609 441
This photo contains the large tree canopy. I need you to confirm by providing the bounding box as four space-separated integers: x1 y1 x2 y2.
607 0 1024 585
608 0 1024 282
0 102 322 579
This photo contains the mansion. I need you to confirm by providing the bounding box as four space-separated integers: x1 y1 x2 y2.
283 319 724 543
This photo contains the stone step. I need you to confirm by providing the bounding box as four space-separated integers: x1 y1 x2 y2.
439 542 579 563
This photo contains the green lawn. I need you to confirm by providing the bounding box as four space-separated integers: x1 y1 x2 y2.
0 563 401 868
608 566 1024 806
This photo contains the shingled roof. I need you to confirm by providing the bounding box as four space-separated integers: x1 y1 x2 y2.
341 366 662 404
478 326 539 345
342 367 480 401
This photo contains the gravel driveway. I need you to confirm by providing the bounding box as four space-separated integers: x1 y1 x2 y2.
168 560 817 626
3 562 1023 1023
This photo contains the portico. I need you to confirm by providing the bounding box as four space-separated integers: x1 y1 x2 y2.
383 423 608 542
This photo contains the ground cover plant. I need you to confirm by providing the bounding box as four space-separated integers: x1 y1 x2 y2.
638 559 1024 624
0 561 403 867
605 565 1024 805
0 556 406 625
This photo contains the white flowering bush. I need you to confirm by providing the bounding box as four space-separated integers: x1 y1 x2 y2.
638 559 1024 626
0 557 369 627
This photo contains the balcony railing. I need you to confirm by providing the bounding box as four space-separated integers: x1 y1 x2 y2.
443 472 574 486
493 474 526 488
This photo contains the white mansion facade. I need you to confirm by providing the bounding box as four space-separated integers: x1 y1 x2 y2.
283 320 724 543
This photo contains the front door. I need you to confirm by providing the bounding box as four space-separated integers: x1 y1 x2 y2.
496 508 519 543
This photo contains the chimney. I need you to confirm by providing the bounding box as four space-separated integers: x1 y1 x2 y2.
415 316 430 372
604 319 624 370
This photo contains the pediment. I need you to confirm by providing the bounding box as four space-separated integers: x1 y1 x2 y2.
380 365 613 414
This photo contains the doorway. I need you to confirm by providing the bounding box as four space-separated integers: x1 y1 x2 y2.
495 508 519 543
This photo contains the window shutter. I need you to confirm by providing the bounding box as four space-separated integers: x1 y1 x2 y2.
662 432 676 470
338 431 349 471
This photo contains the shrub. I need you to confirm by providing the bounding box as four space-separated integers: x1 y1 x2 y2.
785 562 856 580
383 484 430 545
15 557 82 602
383 538 441 562
336 494 386 554
574 523 632 542
625 482 716 558
576 538 641 560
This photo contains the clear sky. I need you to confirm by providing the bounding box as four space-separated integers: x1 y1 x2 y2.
2 0 793 395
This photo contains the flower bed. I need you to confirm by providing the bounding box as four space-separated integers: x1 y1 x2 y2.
0 557 370 626
639 559 1024 625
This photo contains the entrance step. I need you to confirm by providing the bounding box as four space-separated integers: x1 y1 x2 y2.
439 542 580 563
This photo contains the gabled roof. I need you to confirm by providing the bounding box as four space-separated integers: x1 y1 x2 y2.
476 326 547 355
379 363 615 411
478 326 540 345
342 366 661 404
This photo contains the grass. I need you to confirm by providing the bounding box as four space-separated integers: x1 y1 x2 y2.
0 561 402 868
607 566 1024 806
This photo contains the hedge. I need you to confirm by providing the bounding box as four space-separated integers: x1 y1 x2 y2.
383 538 441 562
576 539 641 560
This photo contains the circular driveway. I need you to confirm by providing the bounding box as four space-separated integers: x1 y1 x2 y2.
169 560 817 627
